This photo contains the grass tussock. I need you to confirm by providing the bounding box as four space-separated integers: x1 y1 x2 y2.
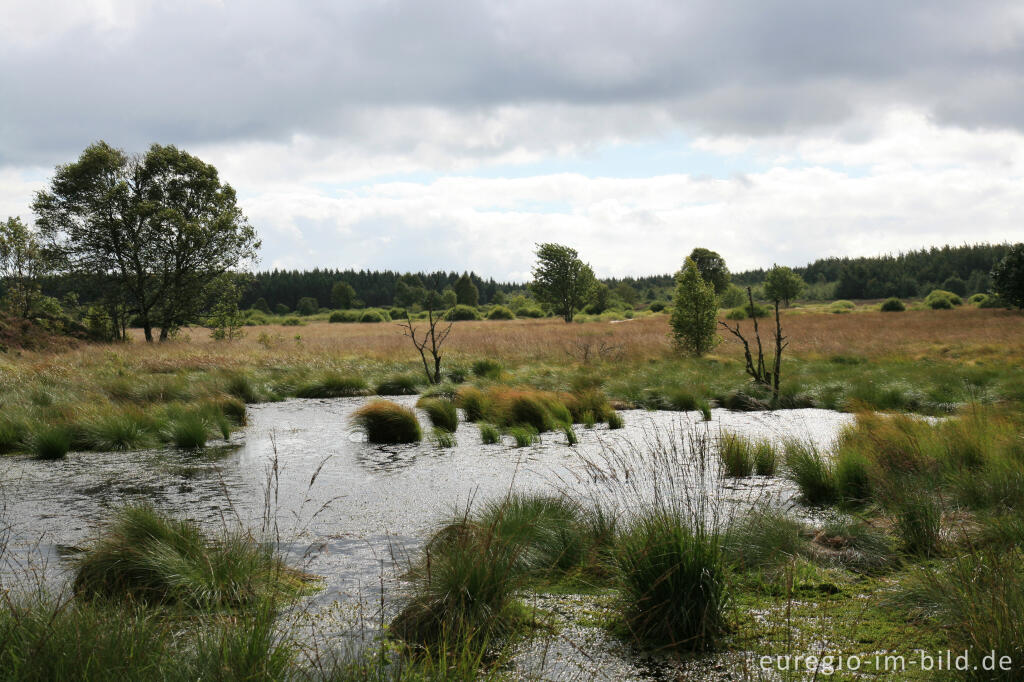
31 424 72 460
375 373 421 396
73 505 304 608
294 371 369 398
169 414 208 449
718 432 754 477
478 422 500 445
418 397 459 432
784 439 837 505
351 400 422 444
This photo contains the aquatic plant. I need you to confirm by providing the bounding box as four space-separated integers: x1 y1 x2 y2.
753 439 777 475
723 507 807 570
418 397 459 432
719 432 754 477
374 374 420 396
432 428 456 448
606 410 624 429
84 412 152 451
478 423 500 445
507 425 538 447
562 423 578 445
31 424 72 460
294 372 368 398
784 439 837 505
351 400 422 444
170 415 208 449
454 386 488 422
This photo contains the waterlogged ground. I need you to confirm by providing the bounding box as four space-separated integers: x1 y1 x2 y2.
0 397 853 677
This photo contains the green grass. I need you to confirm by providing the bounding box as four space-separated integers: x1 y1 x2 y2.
753 439 777 475
478 422 500 445
73 505 304 608
351 400 422 444
562 423 578 445
723 507 807 571
718 432 754 477
432 427 456 448
170 415 208 449
455 386 488 422
84 412 153 451
614 508 727 651
30 424 72 459
508 425 538 447
606 410 624 429
375 373 421 396
784 438 837 505
418 397 459 432
294 371 369 398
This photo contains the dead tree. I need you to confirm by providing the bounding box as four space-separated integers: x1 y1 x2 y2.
399 309 453 385
718 286 788 400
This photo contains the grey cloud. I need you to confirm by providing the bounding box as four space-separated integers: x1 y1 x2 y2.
3 0 1024 165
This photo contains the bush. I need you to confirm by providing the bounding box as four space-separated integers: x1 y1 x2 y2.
444 305 482 321
486 305 515 320
615 510 727 651
272 303 289 315
418 397 458 432
725 307 747 320
328 310 360 323
968 293 988 305
73 505 296 608
829 299 856 313
880 297 906 312
514 306 545 318
925 289 962 309
352 400 422 444
375 374 420 395
359 309 389 323
294 372 368 398
649 301 665 312
979 293 1007 309
389 307 407 319
296 297 318 316
719 432 754 477
280 317 302 326
784 439 837 505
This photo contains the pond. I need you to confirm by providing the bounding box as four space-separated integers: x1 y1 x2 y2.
0 397 853 675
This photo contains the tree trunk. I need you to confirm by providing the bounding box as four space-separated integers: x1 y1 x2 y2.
143 320 153 342
159 327 169 342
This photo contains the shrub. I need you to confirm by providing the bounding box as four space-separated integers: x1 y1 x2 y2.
272 303 289 315
719 432 754 477
389 307 407 319
745 302 771 318
514 306 545 318
294 372 368 398
171 415 208 449
471 358 503 379
444 305 482 321
280 317 302 326
31 424 72 459
725 307 747 320
880 297 905 312
753 440 777 475
455 386 488 422
486 305 515 320
296 297 319 316
615 510 727 651
352 400 422 444
829 299 856 313
359 309 389 323
375 374 420 395
73 505 297 608
784 439 837 505
649 302 665 312
479 423 500 445
925 289 962 309
418 397 459 432
968 293 988 305
328 310 360 323
979 293 1007 309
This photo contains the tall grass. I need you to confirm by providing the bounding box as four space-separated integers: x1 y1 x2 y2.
478 423 500 445
170 415 208 449
351 400 422 444
375 374 420 396
418 397 459 432
718 432 754 477
723 507 807 570
454 386 488 422
784 439 837 505
753 439 777 475
294 371 369 398
30 424 72 460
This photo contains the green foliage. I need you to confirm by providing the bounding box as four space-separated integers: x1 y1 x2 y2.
444 304 481 321
170 415 208 449
206 273 246 341
892 490 942 556
670 257 719 356
486 305 515 320
508 425 539 447
280 316 302 326
718 283 747 308
0 216 51 319
835 447 873 504
419 397 459 432
471 358 503 379
358 309 388 323
252 297 270 314
375 373 420 395
586 282 610 314
687 247 731 295
719 432 754 477
991 242 1024 309
295 296 318 315
725 306 747 320
73 505 298 608
762 264 804 306
352 400 422 443
880 297 906 312
328 310 360 323
31 424 72 459
723 507 807 570
562 423 578 445
530 243 596 322
273 303 289 315
784 439 837 505
753 439 778 475
478 422 500 444
294 372 368 398
648 301 665 312
330 280 356 309
454 273 479 306
829 299 856 313
431 427 457 448
925 289 962 309
455 386 488 421
615 509 727 651
942 275 967 296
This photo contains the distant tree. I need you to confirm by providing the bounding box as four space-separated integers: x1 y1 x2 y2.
941 275 967 297
252 297 271 314
614 282 639 307
719 283 747 309
530 243 596 323
273 303 290 316
454 273 479 306
588 282 610 314
763 265 804 307
296 296 318 315
394 279 426 308
991 243 1024 310
491 290 507 305
33 141 258 342
670 257 719 356
331 281 356 309
688 247 731 295
441 288 458 309
0 216 51 318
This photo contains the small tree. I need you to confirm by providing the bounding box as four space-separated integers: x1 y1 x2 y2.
207 274 245 341
991 243 1024 310
331 281 356 309
530 243 596 322
454 273 479 306
588 282 610 314
688 247 731 295
763 265 804 308
670 257 719 356
399 309 453 384
252 297 271 314
0 217 51 319
296 297 319 316
441 288 458 309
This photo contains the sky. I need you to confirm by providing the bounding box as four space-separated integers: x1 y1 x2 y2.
2 1 1024 281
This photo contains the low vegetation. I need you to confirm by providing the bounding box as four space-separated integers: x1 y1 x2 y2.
351 400 422 444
